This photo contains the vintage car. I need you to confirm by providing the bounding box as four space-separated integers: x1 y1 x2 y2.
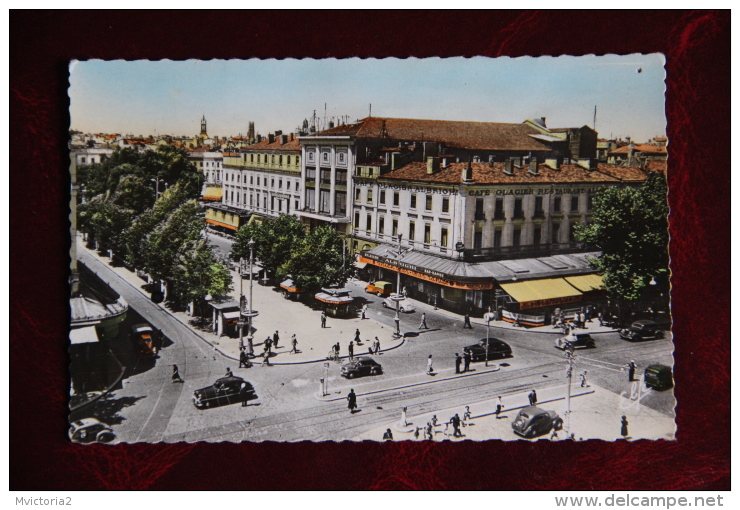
130 323 158 357
463 338 512 362
644 364 674 390
619 320 665 341
340 357 383 379
555 333 596 350
192 376 256 409
382 294 416 313
511 407 563 438
365 281 394 297
69 418 116 444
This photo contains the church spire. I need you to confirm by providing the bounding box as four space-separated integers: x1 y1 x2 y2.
200 115 207 137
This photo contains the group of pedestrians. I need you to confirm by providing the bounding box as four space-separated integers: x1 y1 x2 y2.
453 350 473 374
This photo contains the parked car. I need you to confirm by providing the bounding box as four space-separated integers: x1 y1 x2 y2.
340 357 383 378
382 294 416 313
464 338 512 362
511 407 563 438
619 320 665 341
555 333 596 350
365 281 394 297
69 418 116 444
644 364 673 390
130 323 158 357
192 376 256 409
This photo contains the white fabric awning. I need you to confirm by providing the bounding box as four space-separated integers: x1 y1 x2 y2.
222 311 241 320
70 326 99 345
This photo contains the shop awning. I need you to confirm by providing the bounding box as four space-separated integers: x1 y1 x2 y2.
70 326 99 345
222 311 241 320
565 274 604 293
202 187 223 201
280 279 304 293
500 278 583 310
354 261 367 269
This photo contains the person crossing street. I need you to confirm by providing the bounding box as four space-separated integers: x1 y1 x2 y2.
419 313 428 330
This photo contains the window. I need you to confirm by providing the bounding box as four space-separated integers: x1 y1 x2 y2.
475 198 485 220
286 181 290 191
474 230 482 249
587 194 594 211
279 179 282 189
410 194 417 209
322 152 329 162
257 176 260 186
271 196 275 211
355 189 361 202
569 222 576 241
320 169 331 185
250 175 254 185
393 192 400 207
552 223 560 244
424 224 431 244
379 217 385 236
441 227 448 247
249 194 253 207
494 198 504 220
534 196 544 218
320 190 331 213
553 196 561 213
442 197 449 213
513 228 521 246
425 195 432 211
335 191 347 215
392 219 398 237
80 157 86 163
379 190 386 205
354 212 360 229
367 189 373 204
534 226 542 245
571 196 579 212
366 215 372 232
514 197 524 219
409 221 415 241
336 169 347 183
494 229 502 248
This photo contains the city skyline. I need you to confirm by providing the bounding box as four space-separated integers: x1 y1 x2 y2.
69 55 666 142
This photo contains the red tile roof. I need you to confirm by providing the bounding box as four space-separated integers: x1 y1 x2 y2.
379 161 649 185
242 137 301 152
608 143 667 155
313 117 553 152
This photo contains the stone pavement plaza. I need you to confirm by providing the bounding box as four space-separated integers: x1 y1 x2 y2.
355 384 676 442
79 238 403 364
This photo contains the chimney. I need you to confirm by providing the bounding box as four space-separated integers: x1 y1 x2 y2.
512 157 522 168
528 157 539 176
504 158 514 176
280 134 288 144
391 152 401 171
274 130 282 136
577 158 594 170
328 120 335 129
268 133 275 144
462 159 474 183
628 141 635 165
426 156 440 175
545 158 559 170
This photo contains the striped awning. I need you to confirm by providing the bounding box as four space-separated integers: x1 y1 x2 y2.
202 187 223 201
565 274 604 293
499 278 583 310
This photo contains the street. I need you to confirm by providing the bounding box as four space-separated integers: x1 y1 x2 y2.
76 239 675 443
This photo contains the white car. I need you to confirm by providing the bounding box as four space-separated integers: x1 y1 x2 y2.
382 294 416 313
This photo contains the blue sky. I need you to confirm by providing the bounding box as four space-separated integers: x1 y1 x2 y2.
69 55 666 142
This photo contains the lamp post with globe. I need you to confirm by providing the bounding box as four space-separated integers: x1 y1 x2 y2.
390 234 405 339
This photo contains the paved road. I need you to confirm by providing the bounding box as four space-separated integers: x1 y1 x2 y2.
78 242 674 443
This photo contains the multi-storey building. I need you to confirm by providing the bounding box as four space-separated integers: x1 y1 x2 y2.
204 132 302 234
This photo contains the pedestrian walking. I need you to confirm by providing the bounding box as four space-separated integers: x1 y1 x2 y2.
361 304 367 320
463 313 473 329
451 414 462 437
402 286 407 298
264 336 272 353
463 349 471 373
171 364 183 383
580 371 588 388
427 354 434 375
348 341 354 361
419 313 428 330
414 427 420 440
290 334 298 354
426 421 434 440
495 396 504 419
528 389 537 406
347 389 357 413
463 405 471 423
321 312 327 328
454 353 462 374
239 349 251 368
354 328 361 344
273 330 280 348
598 312 604 326
620 415 629 438
382 428 393 441
431 415 438 427
627 360 637 382
261 351 270 366
225 367 233 377
373 337 380 355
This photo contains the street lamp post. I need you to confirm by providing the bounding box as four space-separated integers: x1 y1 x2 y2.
244 238 259 357
484 308 494 367
391 234 404 339
564 341 575 436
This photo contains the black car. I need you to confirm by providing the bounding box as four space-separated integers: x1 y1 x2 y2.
511 406 563 438
464 338 512 362
555 333 596 350
619 320 665 341
644 364 673 390
192 376 256 409
69 418 116 444
340 357 383 378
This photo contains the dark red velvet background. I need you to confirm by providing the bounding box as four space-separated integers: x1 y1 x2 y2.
10 10 730 490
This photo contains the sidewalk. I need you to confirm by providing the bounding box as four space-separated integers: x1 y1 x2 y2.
349 285 618 335
354 384 676 442
78 237 404 364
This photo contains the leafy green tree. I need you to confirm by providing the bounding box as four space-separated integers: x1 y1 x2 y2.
232 215 307 278
170 239 233 311
77 196 131 251
574 172 669 310
110 175 156 216
286 225 348 293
